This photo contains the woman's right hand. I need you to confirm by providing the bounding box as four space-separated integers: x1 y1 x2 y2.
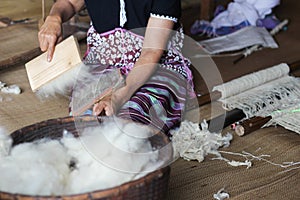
38 15 63 62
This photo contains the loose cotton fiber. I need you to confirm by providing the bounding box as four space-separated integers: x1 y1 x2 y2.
62 117 163 194
170 120 232 162
36 63 91 99
0 139 71 196
0 117 165 196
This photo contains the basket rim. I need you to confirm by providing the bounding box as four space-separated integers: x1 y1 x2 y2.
3 115 171 198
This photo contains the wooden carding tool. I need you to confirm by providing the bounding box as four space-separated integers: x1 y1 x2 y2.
25 35 81 92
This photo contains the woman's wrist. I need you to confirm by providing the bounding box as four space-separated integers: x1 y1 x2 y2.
114 86 132 105
45 15 62 25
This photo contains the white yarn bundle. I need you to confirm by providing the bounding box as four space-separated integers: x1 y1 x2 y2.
170 120 232 162
0 117 164 196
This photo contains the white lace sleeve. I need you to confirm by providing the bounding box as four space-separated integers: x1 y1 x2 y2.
150 13 178 23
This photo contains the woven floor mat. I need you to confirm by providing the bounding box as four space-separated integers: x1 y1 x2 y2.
0 64 69 133
0 23 40 68
168 126 300 200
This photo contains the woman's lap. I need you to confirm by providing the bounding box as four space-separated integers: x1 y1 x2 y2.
117 67 190 135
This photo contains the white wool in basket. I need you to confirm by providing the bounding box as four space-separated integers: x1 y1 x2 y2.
0 117 164 196
0 139 71 196
62 117 163 194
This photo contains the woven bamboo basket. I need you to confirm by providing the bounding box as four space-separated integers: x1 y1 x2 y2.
0 116 172 200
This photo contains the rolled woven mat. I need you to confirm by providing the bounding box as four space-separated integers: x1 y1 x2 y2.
205 61 300 133
213 63 290 99
0 116 171 200
195 60 300 108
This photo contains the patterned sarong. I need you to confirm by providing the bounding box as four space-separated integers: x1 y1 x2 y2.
72 26 196 135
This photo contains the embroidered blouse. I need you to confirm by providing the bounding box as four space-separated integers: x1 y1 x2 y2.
84 0 181 33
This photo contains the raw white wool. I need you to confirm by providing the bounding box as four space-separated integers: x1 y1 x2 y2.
217 150 300 171
0 81 5 89
62 117 163 194
0 80 21 95
62 134 141 194
213 188 230 200
170 120 232 162
226 160 252 169
36 62 91 98
0 117 165 196
1 84 21 94
0 127 12 157
0 139 71 196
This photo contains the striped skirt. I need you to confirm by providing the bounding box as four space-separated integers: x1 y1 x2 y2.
72 26 196 135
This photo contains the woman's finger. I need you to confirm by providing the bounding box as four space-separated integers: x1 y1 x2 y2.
39 37 49 52
47 43 55 62
93 101 106 116
46 34 59 62
104 105 114 116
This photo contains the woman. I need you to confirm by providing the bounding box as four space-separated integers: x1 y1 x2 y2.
38 0 196 135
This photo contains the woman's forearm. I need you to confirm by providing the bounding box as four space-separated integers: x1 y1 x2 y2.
119 17 174 103
124 50 161 95
48 0 85 23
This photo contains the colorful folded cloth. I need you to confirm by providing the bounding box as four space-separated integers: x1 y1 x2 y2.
256 14 281 29
191 0 281 37
190 19 250 37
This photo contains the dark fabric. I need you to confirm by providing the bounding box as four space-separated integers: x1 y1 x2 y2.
84 0 181 33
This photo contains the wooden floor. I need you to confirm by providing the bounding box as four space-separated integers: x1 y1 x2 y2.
0 0 299 199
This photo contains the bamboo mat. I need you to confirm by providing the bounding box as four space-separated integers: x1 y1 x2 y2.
0 64 69 133
0 0 53 69
167 126 300 199
0 23 40 68
0 0 51 20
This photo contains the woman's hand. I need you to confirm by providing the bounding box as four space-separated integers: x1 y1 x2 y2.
38 16 63 62
93 87 129 116
37 0 85 62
